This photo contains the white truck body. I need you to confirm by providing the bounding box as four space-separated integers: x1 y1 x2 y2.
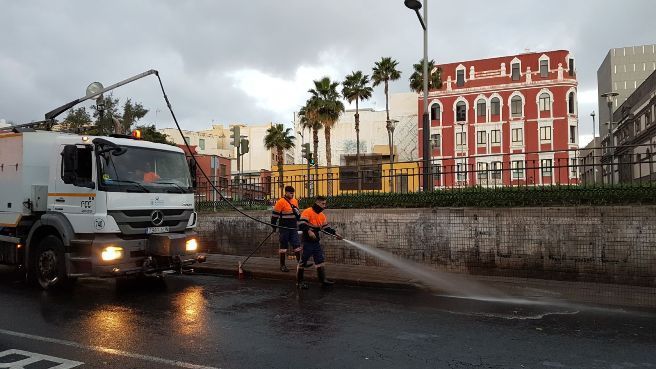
0 130 203 287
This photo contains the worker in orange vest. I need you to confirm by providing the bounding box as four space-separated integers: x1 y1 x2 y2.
297 195 342 289
271 186 303 272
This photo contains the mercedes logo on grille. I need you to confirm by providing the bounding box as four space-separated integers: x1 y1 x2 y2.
151 210 164 226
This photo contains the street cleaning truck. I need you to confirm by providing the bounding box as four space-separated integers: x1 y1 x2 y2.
0 70 205 289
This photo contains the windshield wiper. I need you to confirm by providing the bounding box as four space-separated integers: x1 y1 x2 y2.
106 179 150 193
154 181 189 193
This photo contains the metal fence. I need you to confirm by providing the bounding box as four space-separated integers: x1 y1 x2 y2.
194 144 656 206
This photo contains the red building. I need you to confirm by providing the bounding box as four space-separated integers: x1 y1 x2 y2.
419 50 580 187
178 145 231 200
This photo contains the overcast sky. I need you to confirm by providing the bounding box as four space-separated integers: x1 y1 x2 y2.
1 0 654 145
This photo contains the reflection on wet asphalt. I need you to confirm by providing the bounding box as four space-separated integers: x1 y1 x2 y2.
0 268 655 369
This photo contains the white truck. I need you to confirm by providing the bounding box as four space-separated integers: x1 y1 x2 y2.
0 71 205 289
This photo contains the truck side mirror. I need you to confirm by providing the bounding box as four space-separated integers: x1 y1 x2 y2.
61 145 78 185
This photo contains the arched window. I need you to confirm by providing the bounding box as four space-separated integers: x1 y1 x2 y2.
477 99 486 117
456 101 467 121
490 97 501 116
430 104 441 121
568 91 576 114
511 96 523 117
539 93 551 112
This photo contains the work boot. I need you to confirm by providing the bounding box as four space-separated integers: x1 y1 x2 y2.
279 253 289 272
317 266 334 287
295 251 312 268
296 268 309 289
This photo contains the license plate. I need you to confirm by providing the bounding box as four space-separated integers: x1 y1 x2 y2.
147 226 169 234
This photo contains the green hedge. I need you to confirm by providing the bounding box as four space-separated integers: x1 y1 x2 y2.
297 185 656 209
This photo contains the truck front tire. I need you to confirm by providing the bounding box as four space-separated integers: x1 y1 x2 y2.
30 235 70 290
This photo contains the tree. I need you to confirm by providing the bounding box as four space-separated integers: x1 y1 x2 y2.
62 107 92 132
342 70 373 191
264 123 296 189
308 77 344 168
89 94 149 135
409 58 442 94
372 57 402 191
299 99 322 171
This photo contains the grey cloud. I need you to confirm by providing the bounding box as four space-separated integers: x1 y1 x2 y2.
1 0 654 136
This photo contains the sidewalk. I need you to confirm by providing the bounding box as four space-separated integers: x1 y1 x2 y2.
195 254 656 309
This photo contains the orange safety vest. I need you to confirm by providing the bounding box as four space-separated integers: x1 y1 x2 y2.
271 197 300 227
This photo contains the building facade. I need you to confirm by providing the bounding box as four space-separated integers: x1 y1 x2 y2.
162 123 293 174
419 50 580 188
597 44 656 137
293 92 418 167
601 69 656 184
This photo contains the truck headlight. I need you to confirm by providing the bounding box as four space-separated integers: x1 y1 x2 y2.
185 238 198 252
101 246 123 261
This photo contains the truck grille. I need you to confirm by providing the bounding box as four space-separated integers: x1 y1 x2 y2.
108 209 192 235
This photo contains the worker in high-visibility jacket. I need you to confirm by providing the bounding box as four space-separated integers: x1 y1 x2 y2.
271 186 302 272
297 195 343 289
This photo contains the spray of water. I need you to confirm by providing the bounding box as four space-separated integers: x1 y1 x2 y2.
343 239 505 300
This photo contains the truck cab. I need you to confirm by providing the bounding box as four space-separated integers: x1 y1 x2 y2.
0 130 204 289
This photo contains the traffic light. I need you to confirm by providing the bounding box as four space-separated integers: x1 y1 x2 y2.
240 138 249 154
308 152 315 166
229 126 240 147
301 143 310 161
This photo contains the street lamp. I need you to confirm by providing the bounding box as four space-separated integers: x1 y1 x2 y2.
590 110 597 184
387 119 399 192
404 0 430 192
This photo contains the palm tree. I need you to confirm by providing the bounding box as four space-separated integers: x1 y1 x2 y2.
372 57 402 191
298 99 322 169
342 71 373 191
409 58 443 94
308 77 345 168
264 123 295 190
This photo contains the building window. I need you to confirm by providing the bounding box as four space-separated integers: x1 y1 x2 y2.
511 63 520 81
490 97 500 116
456 101 467 121
477 99 486 117
512 128 523 143
477 131 487 145
456 69 465 87
540 126 552 142
491 130 501 144
430 133 441 149
456 131 467 146
540 60 549 77
539 93 551 112
491 161 502 180
199 138 206 150
430 104 441 121
432 164 442 176
184 136 191 144
569 126 577 144
457 163 466 181
568 92 576 114
512 160 525 179
570 158 577 177
511 96 523 117
568 58 575 76
541 159 553 176
477 162 488 181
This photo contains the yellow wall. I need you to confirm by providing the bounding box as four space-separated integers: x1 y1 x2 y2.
270 162 422 198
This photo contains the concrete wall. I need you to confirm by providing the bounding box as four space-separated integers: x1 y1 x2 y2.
197 206 656 287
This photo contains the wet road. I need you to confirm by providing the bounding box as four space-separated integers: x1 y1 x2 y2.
0 268 655 369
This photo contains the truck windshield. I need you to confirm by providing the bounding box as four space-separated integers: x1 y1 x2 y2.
97 146 192 193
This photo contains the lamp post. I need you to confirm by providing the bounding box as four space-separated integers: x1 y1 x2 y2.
457 121 466 186
404 0 430 192
590 110 596 184
601 92 619 185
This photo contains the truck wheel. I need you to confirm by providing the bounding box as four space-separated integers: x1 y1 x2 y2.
32 235 69 290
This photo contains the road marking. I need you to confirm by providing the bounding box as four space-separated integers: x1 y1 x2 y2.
0 329 220 369
0 349 83 369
